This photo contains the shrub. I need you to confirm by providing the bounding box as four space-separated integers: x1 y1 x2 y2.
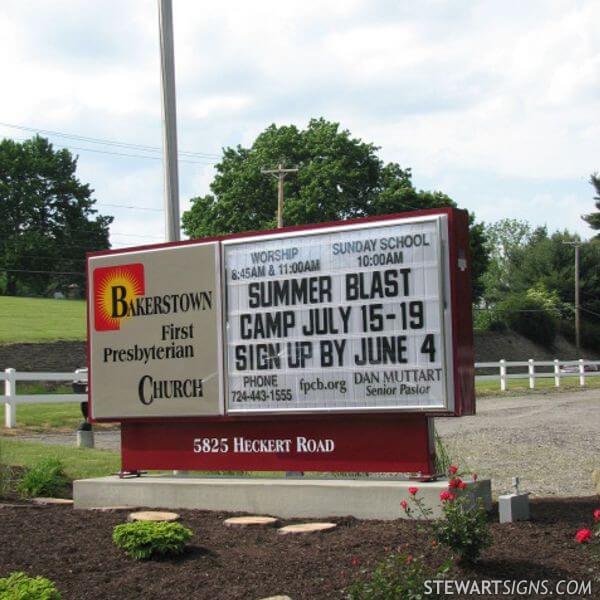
499 292 556 347
473 307 506 332
112 521 193 560
17 458 70 498
346 551 449 600
403 468 491 564
432 495 491 563
0 571 61 600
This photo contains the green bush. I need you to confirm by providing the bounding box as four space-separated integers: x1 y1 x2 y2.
473 307 506 332
0 572 61 600
112 521 193 560
432 496 491 563
347 551 449 599
499 293 556 347
17 458 70 498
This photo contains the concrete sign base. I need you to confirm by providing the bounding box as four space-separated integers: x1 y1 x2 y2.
74 476 491 520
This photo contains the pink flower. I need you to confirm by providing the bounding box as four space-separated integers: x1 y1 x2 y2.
405 554 413 564
472 473 478 482
575 529 592 544
408 487 418 496
351 557 360 567
594 509 600 523
449 465 458 475
401 500 408 510
440 491 454 502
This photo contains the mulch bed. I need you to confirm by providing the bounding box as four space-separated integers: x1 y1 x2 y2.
0 497 598 599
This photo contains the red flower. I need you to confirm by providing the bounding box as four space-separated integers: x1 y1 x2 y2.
594 509 600 523
449 465 458 475
458 481 468 490
575 529 592 544
449 477 463 489
406 554 413 564
472 473 478 482
408 487 418 496
440 491 454 502
401 500 408 510
351 557 360 567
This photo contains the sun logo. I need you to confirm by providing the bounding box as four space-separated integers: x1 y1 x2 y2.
93 263 145 331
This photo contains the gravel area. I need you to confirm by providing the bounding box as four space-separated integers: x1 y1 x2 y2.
435 389 600 498
6 390 599 498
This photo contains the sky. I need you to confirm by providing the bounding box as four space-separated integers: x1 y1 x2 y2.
1 0 598 250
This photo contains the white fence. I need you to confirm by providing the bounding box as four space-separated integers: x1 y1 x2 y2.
1 368 87 428
475 359 600 392
1 360 599 429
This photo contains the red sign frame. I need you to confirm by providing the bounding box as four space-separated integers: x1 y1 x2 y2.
121 414 435 474
87 208 475 474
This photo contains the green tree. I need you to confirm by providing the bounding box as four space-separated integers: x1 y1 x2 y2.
582 173 600 237
481 219 533 303
182 118 488 299
506 229 600 348
0 136 112 296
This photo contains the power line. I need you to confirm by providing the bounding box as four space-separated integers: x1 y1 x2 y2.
0 121 221 159
580 306 600 319
8 136 215 165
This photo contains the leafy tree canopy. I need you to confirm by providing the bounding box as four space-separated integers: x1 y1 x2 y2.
582 173 600 237
502 227 600 323
481 219 534 303
0 136 113 296
182 118 488 299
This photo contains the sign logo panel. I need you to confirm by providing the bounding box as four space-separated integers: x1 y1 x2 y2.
93 263 145 331
88 243 223 419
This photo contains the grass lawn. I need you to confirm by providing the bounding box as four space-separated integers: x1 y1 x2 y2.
0 296 86 343
475 374 600 397
0 438 119 479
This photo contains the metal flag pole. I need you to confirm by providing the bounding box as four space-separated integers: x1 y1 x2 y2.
158 0 180 242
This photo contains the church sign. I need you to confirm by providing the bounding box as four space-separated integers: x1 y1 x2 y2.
87 208 474 474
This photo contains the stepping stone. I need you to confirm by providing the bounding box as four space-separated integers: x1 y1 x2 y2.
224 516 278 527
277 522 337 535
32 497 73 505
128 510 180 522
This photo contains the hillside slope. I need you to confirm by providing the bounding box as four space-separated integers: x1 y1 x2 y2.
475 331 598 362
0 297 85 343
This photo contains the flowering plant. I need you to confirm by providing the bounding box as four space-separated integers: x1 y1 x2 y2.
575 507 600 555
401 467 490 563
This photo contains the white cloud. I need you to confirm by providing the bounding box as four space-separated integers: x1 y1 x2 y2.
0 0 599 242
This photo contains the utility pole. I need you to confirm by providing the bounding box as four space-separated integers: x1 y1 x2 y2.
563 241 581 354
261 164 299 228
158 0 180 242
